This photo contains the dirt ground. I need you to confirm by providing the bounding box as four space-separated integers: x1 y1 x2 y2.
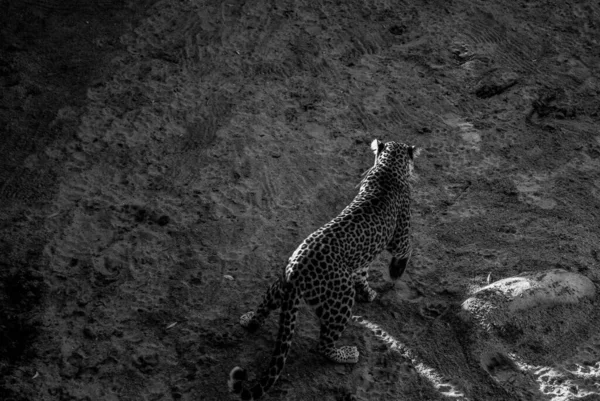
1 0 600 400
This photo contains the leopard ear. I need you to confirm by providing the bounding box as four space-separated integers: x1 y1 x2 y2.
370 139 379 155
407 145 420 160
370 139 385 158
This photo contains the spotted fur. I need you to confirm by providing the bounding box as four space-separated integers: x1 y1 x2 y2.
228 140 416 400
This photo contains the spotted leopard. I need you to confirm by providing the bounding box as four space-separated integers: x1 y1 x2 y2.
228 139 417 400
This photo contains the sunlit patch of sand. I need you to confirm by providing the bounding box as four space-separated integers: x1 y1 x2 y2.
353 316 469 399
511 354 600 400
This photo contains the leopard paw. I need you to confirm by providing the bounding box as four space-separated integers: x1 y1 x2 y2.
324 345 360 364
338 346 360 364
239 311 261 332
239 312 255 327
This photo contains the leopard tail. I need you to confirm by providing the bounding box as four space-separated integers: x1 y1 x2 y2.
228 282 301 400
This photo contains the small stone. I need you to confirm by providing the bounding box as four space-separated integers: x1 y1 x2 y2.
156 215 170 226
83 326 97 339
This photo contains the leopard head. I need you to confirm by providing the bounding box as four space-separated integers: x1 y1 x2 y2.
371 139 419 180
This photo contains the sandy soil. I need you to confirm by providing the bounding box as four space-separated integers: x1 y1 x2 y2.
1 0 600 400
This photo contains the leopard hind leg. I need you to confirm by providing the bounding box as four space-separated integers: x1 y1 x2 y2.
240 278 282 332
316 272 359 363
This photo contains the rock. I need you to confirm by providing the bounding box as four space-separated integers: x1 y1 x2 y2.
461 269 596 328
474 69 519 99
156 215 170 226
461 269 597 394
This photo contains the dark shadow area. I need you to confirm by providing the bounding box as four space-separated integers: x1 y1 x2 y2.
0 0 157 398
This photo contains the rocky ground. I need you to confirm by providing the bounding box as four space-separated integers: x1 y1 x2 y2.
1 0 599 400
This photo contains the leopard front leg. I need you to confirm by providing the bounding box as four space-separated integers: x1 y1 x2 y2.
387 216 412 281
352 265 377 303
316 273 359 363
240 278 282 332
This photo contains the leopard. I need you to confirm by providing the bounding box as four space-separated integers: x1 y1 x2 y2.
228 139 417 400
